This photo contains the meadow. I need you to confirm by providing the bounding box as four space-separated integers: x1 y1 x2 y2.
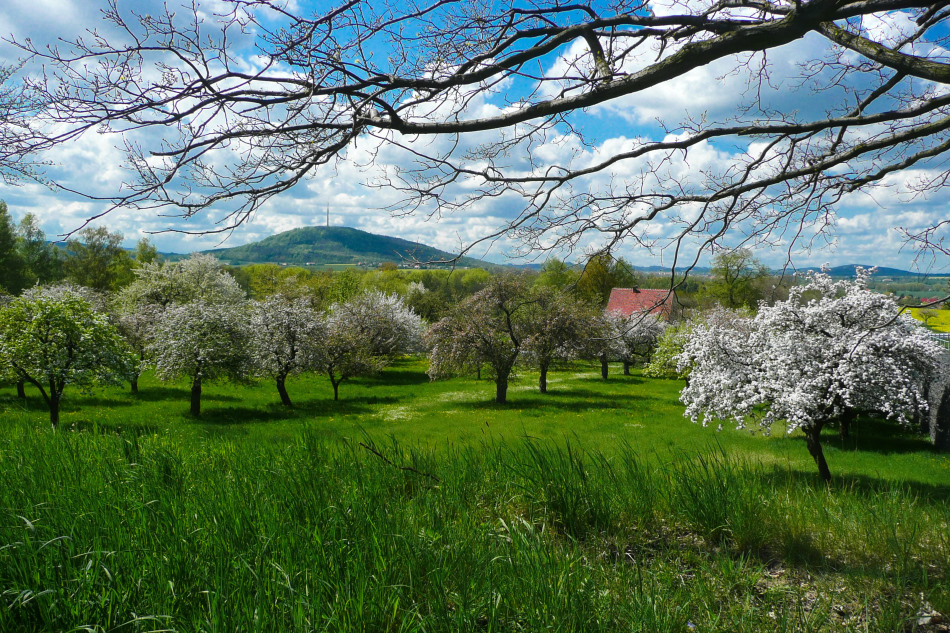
908 307 950 333
1 360 948 632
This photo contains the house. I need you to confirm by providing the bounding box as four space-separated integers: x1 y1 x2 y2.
605 287 680 320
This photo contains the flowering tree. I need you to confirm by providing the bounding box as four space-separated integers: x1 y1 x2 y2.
330 291 424 358
316 310 383 401
583 312 627 380
427 275 533 404
680 270 946 481
522 289 595 393
114 304 161 394
0 292 136 428
149 301 252 416
613 313 667 375
119 254 246 309
249 295 326 406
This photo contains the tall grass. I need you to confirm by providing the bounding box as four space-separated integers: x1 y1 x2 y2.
1 421 947 632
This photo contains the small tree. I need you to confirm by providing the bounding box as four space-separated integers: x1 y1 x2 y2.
316 309 382 401
249 295 326 406
680 270 946 481
522 289 593 393
63 226 134 292
427 275 533 404
614 313 666 375
149 301 252 416
0 292 136 428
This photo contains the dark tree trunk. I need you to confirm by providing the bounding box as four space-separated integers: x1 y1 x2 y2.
131 373 139 395
495 379 508 404
495 364 512 404
331 378 340 401
804 424 831 482
600 355 609 380
539 361 549 394
476 365 481 380
16 380 25 399
49 398 60 429
840 408 856 440
190 377 202 417
623 361 631 376
276 374 292 407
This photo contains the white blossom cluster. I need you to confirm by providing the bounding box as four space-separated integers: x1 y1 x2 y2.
680 268 947 434
329 291 425 357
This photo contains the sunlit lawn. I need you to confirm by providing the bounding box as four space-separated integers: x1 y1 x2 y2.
2 357 948 488
2 358 949 632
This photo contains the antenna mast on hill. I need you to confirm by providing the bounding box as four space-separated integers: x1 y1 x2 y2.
326 204 329 227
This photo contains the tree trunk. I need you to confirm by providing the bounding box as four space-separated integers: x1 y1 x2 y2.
840 408 856 440
331 378 340 401
804 424 831 482
539 361 549 394
49 393 60 430
276 374 292 407
476 365 482 380
495 379 508 404
600 355 609 380
623 361 631 376
131 373 139 395
190 377 202 417
16 380 25 399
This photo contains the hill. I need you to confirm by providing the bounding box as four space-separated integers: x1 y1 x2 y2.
198 226 493 268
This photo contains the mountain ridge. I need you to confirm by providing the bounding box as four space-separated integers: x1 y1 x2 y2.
195 226 493 268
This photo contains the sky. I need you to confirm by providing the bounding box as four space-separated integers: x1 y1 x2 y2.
1 0 949 274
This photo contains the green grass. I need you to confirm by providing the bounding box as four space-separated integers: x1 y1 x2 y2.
1 360 948 631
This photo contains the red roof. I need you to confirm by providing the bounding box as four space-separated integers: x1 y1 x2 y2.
605 288 676 319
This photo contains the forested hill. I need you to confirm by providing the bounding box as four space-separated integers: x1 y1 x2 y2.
199 226 492 268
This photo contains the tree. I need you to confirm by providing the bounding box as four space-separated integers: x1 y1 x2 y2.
0 201 28 294
149 300 252 416
16 213 62 286
427 275 534 404
330 291 424 359
133 238 161 266
576 254 640 307
314 311 383 402
249 296 326 406
522 288 593 393
699 249 771 310
0 62 43 184
679 269 946 481
15 2 950 270
613 313 667 375
0 291 136 428
63 227 133 292
119 254 246 308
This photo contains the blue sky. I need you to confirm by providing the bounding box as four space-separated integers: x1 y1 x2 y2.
1 0 949 274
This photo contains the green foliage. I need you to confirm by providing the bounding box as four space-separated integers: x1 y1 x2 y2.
698 248 775 310
133 237 161 266
576 253 639 306
644 320 693 379
0 200 28 294
63 226 133 291
16 213 62 287
534 258 579 291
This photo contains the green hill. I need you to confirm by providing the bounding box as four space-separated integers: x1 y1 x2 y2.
200 226 492 268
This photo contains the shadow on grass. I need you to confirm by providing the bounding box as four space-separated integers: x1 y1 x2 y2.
456 387 661 413
192 395 402 426
822 415 942 456
129 387 243 404
66 418 162 437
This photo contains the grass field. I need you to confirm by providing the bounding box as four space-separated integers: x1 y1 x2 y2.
1 360 948 631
